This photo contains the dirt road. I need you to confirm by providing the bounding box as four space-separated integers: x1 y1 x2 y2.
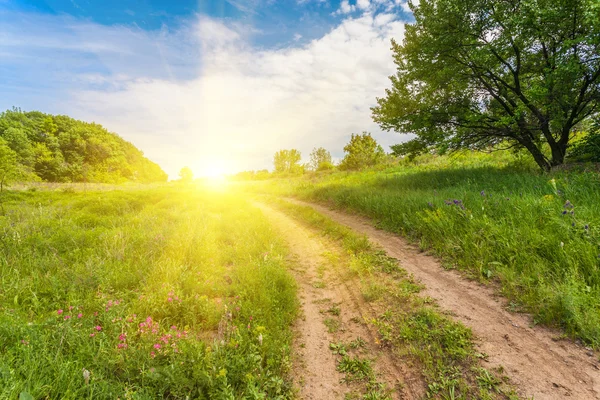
255 202 425 399
288 199 600 400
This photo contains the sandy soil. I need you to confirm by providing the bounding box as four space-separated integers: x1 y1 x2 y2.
255 202 426 399
288 199 600 400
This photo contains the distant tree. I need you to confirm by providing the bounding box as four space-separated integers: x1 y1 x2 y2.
0 138 19 192
273 149 302 173
372 0 600 171
309 147 334 171
339 133 385 170
179 166 194 182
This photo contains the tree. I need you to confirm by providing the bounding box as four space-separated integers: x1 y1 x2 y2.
0 138 19 192
273 149 302 173
179 166 194 182
372 0 600 171
339 132 385 170
308 147 334 171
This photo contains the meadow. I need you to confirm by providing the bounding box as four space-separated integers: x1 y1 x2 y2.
248 152 600 347
0 186 297 399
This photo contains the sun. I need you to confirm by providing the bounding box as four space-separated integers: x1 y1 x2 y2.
202 164 226 179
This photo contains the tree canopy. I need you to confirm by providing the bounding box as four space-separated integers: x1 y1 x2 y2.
373 0 600 170
0 108 167 183
308 147 334 171
273 149 302 173
339 132 385 170
179 166 194 182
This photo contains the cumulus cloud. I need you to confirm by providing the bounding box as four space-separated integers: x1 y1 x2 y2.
1 8 410 178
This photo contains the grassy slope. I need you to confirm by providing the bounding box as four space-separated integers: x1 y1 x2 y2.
0 186 297 399
248 152 600 347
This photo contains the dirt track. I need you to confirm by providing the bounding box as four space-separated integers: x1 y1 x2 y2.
287 199 600 400
255 202 425 399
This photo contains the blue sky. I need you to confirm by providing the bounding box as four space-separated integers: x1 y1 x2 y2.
0 0 413 177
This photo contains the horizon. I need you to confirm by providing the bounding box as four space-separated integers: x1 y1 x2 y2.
0 0 415 179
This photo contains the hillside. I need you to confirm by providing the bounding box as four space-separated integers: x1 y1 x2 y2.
0 109 167 184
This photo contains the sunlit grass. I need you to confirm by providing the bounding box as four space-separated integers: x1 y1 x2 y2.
0 186 297 399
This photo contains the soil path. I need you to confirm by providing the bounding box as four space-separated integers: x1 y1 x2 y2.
287 199 600 400
255 202 425 399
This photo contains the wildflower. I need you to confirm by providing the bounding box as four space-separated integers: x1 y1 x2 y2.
119 334 127 341
64 315 71 320
562 210 567 215
168 297 173 302
150 351 156 358
585 225 589 230
427 202 434 208
117 343 127 349
153 343 161 349
57 309 63 315
82 368 90 385
21 339 29 346
77 313 83 318
560 242 564 248
89 333 95 337
68 306 74 311
95 325 102 331
572 222 576 227
480 190 485 196
171 325 177 331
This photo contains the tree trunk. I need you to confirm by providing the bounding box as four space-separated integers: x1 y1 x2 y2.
519 135 552 171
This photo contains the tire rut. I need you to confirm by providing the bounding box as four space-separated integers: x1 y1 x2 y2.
288 199 600 400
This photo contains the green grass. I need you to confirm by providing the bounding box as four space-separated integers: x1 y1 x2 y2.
250 151 600 347
0 186 297 399
268 198 515 399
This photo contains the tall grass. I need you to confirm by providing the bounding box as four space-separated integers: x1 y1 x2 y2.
0 186 297 399
249 152 600 347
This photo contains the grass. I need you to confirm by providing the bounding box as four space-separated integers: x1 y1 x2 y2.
248 151 600 347
268 197 515 399
0 186 297 399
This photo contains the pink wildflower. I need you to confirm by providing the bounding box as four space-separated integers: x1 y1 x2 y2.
167 297 173 302
89 333 95 337
95 325 102 331
170 325 177 331
153 343 161 349
117 343 127 349
150 351 156 358
77 313 83 318
118 334 127 341
64 315 71 320
68 305 74 311
57 309 63 315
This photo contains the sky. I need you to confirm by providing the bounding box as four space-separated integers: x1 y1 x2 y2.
0 0 414 178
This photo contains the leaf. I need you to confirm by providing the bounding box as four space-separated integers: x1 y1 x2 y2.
20 392 34 400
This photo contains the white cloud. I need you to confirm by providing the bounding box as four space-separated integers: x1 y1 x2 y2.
1 10 408 178
336 0 356 14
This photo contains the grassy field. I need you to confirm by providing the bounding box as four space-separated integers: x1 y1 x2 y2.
0 186 297 399
247 153 600 347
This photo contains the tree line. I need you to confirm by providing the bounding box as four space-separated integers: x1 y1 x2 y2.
0 108 167 185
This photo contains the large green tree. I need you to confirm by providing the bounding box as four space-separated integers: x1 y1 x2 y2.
373 0 600 170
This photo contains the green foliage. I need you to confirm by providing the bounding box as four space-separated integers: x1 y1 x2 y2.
569 120 600 162
0 138 19 191
0 108 167 183
178 166 194 182
0 187 297 399
373 0 600 170
339 133 385 171
273 149 302 174
309 147 334 171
